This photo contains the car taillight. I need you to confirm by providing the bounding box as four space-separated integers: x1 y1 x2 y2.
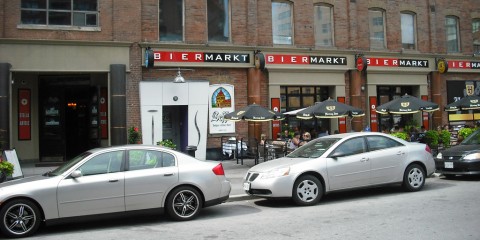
212 163 225 176
425 145 432 154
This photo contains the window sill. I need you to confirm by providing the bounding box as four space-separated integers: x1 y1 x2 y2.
17 24 101 32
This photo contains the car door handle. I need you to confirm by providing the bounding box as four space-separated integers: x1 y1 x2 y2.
164 173 175 176
109 179 119 182
360 158 369 162
396 151 404 155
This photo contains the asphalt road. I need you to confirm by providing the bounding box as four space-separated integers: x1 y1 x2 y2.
16 175 480 240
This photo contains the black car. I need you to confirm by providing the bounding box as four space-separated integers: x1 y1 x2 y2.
435 129 480 178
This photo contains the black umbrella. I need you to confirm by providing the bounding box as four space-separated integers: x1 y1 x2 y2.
296 99 365 119
445 95 480 111
375 94 439 115
224 103 285 122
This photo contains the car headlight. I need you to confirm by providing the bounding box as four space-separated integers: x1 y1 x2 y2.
463 153 480 160
436 152 442 159
261 167 290 179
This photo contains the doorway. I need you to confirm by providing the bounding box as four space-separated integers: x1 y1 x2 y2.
39 75 101 161
162 105 188 151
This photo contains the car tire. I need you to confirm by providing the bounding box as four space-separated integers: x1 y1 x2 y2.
0 199 41 238
292 175 323 206
166 186 202 221
402 164 426 192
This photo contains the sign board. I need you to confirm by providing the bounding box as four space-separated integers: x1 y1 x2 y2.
209 84 235 134
3 149 24 179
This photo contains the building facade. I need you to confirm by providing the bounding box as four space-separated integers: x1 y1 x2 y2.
1 0 479 161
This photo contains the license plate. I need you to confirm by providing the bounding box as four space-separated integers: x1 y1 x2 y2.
444 162 454 169
243 182 251 191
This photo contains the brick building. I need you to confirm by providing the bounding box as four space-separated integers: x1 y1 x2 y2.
0 0 479 161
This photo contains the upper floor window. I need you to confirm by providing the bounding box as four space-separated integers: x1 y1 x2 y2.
159 0 184 41
272 1 293 45
473 19 480 53
207 0 230 42
401 12 416 50
446 16 460 53
369 8 386 49
21 0 98 26
314 4 334 47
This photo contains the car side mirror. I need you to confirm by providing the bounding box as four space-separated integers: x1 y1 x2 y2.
70 170 83 178
329 151 346 159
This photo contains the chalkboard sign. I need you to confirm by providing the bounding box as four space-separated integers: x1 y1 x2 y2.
3 149 24 179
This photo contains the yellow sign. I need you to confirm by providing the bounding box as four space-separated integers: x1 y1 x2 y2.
437 59 448 74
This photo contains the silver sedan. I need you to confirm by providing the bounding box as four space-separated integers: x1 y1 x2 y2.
244 132 435 206
0 145 231 238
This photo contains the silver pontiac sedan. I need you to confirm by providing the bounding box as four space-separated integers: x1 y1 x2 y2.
0 145 231 238
244 132 435 206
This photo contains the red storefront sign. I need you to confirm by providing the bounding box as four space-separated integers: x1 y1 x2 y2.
369 96 378 132
271 98 281 139
18 89 31 140
100 88 108 139
337 97 347 133
421 95 429 130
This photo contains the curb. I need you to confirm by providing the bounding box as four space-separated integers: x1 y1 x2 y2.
226 194 257 202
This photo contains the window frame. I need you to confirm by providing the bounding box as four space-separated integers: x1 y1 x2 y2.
314 3 334 48
445 15 461 53
159 0 185 42
472 18 480 54
272 0 294 45
19 0 100 30
207 0 231 43
368 8 387 50
400 11 417 50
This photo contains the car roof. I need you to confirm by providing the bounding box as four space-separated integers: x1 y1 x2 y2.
87 144 171 154
322 132 389 139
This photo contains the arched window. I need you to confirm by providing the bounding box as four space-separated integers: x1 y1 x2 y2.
446 16 460 53
272 1 293 45
159 0 184 42
369 8 386 49
314 4 334 47
401 12 416 50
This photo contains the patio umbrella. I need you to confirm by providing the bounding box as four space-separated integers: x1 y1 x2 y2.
296 99 365 119
283 108 306 115
445 95 480 111
224 103 285 121
375 94 439 115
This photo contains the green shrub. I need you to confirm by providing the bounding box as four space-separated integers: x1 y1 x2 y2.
424 130 439 147
391 132 409 141
157 139 177 149
439 130 451 147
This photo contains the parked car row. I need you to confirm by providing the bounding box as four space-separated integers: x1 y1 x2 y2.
1 130 478 238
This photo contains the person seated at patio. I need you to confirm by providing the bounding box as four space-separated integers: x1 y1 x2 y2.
300 132 311 146
260 134 266 145
281 130 291 140
288 132 302 150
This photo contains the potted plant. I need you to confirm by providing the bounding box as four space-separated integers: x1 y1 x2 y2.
128 126 142 144
157 139 177 149
0 159 14 183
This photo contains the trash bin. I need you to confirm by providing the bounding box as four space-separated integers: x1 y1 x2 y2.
186 145 197 157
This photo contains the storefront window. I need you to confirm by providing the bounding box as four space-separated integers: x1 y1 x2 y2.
369 8 386 49
377 86 413 131
473 19 480 53
207 0 230 42
159 0 183 42
446 16 460 53
314 4 334 47
401 12 416 50
21 0 98 27
280 86 330 136
272 1 293 45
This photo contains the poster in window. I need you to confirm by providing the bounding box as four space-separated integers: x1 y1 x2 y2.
18 89 31 140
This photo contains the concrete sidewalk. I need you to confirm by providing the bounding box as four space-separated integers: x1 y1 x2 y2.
17 158 257 202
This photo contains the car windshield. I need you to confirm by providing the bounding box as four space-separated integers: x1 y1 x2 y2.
46 151 93 176
461 129 480 145
287 138 340 158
